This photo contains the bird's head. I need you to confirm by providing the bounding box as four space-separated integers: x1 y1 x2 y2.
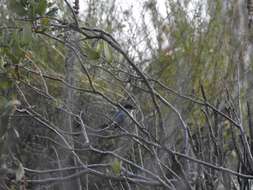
123 103 135 110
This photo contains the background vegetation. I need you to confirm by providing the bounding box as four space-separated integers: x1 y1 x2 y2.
1 0 253 189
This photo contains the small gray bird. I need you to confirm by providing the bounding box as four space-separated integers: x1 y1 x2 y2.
100 104 135 129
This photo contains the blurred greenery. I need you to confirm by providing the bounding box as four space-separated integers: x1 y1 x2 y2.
0 0 252 189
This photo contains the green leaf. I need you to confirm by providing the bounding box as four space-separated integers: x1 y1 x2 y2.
0 96 8 109
83 43 100 60
41 17 50 26
0 80 13 90
21 24 32 46
4 48 19 64
86 48 100 60
111 159 121 175
96 41 103 53
103 41 113 63
36 0 47 15
29 1 36 17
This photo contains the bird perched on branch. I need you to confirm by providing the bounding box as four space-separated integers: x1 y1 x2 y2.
100 103 135 129
96 103 136 160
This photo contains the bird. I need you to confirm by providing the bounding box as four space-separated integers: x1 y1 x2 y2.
100 103 135 129
96 103 135 154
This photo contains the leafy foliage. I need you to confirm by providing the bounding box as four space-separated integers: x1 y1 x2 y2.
8 0 48 17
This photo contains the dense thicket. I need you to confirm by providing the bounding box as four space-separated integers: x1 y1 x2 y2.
1 0 253 189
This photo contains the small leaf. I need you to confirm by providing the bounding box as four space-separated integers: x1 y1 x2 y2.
83 43 100 60
21 24 32 45
86 49 100 60
103 41 113 63
41 17 50 26
54 98 63 108
0 80 13 90
0 96 8 109
37 0 47 15
29 1 36 18
111 159 121 175
96 41 103 53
